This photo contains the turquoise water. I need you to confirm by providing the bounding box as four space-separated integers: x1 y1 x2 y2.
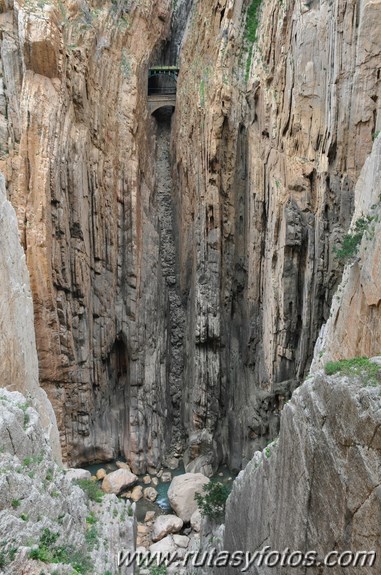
84 460 185 520
84 460 236 522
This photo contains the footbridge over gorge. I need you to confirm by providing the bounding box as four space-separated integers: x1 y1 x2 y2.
148 66 179 114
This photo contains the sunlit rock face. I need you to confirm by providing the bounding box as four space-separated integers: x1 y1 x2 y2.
171 0 381 470
313 134 381 366
0 173 61 462
0 0 380 475
0 0 176 471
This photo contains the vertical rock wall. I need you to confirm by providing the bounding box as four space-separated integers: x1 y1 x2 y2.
0 173 61 461
221 136 381 574
172 0 381 470
222 370 381 575
1 0 380 474
313 134 381 365
0 0 180 470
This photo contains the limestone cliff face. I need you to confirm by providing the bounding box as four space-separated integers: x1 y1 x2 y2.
0 0 178 470
214 111 381 575
172 0 381 470
1 0 380 475
313 133 381 365
222 369 381 575
0 173 61 461
0 388 134 574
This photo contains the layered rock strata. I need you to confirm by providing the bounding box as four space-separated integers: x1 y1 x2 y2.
0 0 182 470
172 0 381 470
1 0 380 475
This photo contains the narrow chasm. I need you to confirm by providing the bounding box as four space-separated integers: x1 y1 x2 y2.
1 0 381 572
153 107 186 462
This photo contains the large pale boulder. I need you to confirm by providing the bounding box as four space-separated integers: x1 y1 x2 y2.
149 535 177 555
102 469 138 494
152 515 183 542
168 473 209 522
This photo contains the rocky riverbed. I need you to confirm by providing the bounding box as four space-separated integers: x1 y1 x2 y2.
81 459 235 555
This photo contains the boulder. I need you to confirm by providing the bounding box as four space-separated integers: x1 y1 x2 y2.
96 468 107 480
144 487 158 502
66 468 91 481
131 485 143 501
173 534 189 548
190 509 202 532
102 469 137 495
168 473 209 522
137 524 149 536
143 475 151 484
152 515 183 542
116 461 131 471
161 471 172 483
149 535 177 555
144 511 156 522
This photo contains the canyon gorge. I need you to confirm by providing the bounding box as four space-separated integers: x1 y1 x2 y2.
0 0 381 573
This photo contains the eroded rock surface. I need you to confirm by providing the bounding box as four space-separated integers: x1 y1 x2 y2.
168 472 210 522
102 468 138 495
0 388 135 574
172 0 381 470
0 173 61 462
0 0 179 471
152 514 183 542
313 134 381 366
222 371 381 575
1 0 380 478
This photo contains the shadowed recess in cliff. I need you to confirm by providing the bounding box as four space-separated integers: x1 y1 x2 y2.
152 107 186 465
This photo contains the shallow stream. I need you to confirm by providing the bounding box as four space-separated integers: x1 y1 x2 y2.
85 461 236 522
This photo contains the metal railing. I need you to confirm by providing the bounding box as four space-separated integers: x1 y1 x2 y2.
147 88 177 96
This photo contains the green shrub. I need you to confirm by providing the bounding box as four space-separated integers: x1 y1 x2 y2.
86 512 97 525
45 468 54 481
194 481 230 521
0 545 17 567
75 479 104 503
149 566 167 575
11 499 21 509
85 525 98 549
334 216 373 262
244 0 262 80
325 357 381 386
29 528 93 573
245 0 262 43
23 453 44 467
